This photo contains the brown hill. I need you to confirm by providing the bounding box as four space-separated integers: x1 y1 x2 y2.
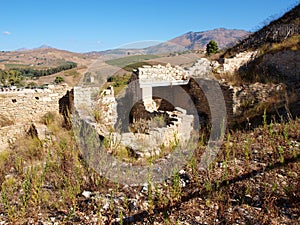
169 28 250 50
96 28 251 56
0 47 100 86
0 47 95 70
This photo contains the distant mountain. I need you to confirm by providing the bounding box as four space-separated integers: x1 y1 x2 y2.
15 47 29 52
98 28 251 56
144 41 186 54
3 28 252 60
168 28 251 51
35 44 55 50
14 45 55 52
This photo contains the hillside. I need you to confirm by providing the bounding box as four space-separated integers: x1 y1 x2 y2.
223 4 300 58
0 47 99 87
213 4 300 134
0 47 94 70
221 4 300 87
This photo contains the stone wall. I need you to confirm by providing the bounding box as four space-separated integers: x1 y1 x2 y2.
94 86 117 135
0 124 26 151
231 83 287 123
0 86 70 151
138 63 188 81
187 58 216 78
0 86 69 124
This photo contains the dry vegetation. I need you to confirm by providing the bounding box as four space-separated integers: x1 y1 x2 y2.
0 114 14 128
0 110 299 224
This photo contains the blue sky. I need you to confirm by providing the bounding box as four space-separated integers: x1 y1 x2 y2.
0 0 298 52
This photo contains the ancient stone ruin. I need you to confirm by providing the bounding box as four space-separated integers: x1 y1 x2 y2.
136 63 189 112
90 59 291 159
94 64 196 159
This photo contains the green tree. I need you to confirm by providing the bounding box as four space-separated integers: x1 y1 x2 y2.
206 40 219 55
54 76 64 84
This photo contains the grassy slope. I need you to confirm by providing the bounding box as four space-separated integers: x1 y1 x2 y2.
0 111 299 224
237 35 300 83
105 54 159 69
222 4 300 58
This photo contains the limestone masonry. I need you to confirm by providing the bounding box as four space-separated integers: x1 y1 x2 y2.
138 63 188 82
0 85 70 151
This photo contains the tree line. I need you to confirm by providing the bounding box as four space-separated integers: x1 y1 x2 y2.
0 61 77 87
11 61 77 77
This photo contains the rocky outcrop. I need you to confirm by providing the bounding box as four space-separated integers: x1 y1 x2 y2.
250 49 300 84
231 83 287 119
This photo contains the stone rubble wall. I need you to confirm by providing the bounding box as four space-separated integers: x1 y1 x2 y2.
118 108 194 158
0 124 27 151
222 51 259 73
74 86 98 110
187 58 216 78
138 63 188 82
73 86 99 119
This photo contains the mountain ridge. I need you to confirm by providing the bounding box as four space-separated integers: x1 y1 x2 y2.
3 28 250 56
93 28 251 56
169 28 250 50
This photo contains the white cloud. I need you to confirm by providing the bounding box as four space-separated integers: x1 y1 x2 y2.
2 31 11 35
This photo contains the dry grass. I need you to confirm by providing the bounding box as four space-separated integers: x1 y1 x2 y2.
0 110 299 224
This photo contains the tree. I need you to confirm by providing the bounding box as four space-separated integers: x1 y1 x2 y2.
206 40 219 55
54 76 64 84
